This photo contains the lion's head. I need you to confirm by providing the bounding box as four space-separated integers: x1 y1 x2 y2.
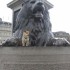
25 0 45 19
15 0 51 30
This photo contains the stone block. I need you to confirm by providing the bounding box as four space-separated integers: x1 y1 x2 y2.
0 47 70 70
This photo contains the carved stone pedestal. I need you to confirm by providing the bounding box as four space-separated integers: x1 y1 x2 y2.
0 47 70 70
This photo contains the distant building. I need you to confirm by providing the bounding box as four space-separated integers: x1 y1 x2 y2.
7 0 53 32
0 20 12 45
0 18 2 22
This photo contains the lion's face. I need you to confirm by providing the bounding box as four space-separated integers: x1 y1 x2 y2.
25 0 46 19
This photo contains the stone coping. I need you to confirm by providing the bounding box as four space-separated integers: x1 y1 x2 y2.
0 46 70 55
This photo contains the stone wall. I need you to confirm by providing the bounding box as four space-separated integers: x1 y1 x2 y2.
0 47 70 70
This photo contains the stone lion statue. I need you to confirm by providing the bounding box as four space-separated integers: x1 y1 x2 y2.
2 0 70 46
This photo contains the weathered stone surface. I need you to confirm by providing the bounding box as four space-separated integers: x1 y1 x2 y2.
0 47 70 70
4 63 70 70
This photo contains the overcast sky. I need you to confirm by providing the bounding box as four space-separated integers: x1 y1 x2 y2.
0 0 70 33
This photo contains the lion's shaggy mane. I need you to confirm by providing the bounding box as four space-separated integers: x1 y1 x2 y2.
14 0 54 46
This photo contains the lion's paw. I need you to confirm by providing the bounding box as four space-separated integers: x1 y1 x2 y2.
53 38 70 46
